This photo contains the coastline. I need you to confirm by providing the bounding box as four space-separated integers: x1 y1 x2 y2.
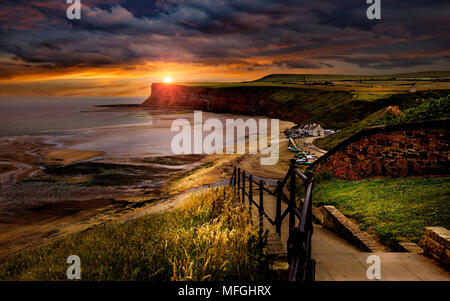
0 106 296 259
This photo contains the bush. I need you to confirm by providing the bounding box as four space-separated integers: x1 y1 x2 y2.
370 95 450 126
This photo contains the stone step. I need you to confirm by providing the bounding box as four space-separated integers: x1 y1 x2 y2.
244 185 450 281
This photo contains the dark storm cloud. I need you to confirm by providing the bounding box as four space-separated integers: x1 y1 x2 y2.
344 55 450 70
0 0 449 75
272 60 323 69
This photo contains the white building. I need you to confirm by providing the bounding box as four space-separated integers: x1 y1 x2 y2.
297 123 324 137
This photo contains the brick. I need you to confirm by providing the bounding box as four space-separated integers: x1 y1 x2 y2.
426 227 450 245
399 242 424 254
423 237 445 256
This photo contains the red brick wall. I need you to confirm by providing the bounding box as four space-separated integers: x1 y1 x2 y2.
312 120 449 179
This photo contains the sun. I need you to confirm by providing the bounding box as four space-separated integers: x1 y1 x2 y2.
163 76 172 83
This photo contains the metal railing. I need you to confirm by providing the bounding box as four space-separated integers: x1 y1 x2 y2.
229 159 316 281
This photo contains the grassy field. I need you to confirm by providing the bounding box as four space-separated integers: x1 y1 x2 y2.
251 71 450 82
313 177 450 247
178 71 450 92
178 72 450 95
179 71 450 87
0 187 268 281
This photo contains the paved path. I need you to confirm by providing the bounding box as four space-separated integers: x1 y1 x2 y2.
246 187 450 281
294 137 327 156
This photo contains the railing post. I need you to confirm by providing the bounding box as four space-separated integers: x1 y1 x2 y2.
242 170 246 203
230 166 236 186
289 159 296 231
259 180 264 235
276 180 282 236
305 169 315 281
237 168 241 201
306 170 314 223
248 175 253 218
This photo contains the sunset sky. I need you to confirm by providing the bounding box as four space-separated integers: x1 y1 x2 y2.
0 0 449 97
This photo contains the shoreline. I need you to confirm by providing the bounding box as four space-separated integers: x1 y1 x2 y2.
0 108 298 258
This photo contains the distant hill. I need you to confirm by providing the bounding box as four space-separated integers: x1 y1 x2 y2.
251 71 450 82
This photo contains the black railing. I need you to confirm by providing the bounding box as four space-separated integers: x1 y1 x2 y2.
229 159 316 281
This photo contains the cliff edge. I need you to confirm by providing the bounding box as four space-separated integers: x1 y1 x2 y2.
143 83 359 128
143 83 450 130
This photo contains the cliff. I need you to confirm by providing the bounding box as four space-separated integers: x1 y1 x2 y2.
143 83 270 115
143 83 450 130
144 83 372 128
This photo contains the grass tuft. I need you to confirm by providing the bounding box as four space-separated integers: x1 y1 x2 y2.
0 186 268 281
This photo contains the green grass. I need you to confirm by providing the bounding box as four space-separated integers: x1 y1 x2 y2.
0 186 268 281
313 109 382 150
160 75 449 134
252 71 450 82
313 177 450 247
369 95 450 126
314 90 450 150
176 84 449 132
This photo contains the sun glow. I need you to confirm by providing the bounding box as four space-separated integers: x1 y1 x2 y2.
163 76 172 83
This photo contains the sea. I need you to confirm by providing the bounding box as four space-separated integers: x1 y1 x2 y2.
0 97 267 157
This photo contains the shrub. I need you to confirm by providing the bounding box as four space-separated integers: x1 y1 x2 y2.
370 95 450 126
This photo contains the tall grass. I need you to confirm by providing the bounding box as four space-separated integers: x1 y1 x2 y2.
0 187 268 281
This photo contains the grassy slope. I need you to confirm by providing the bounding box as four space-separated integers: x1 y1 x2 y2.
256 86 391 128
314 89 450 150
171 75 449 135
157 83 366 128
174 84 438 129
313 177 450 247
0 187 268 281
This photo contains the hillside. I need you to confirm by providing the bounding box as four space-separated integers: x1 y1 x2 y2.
251 71 450 82
315 91 450 150
144 83 372 128
144 83 450 131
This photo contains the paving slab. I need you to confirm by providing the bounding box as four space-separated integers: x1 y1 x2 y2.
314 253 369 281
243 184 450 281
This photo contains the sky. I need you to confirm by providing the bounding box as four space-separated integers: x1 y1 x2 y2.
0 0 449 97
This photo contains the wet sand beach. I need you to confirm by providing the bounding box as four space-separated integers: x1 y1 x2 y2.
0 101 295 258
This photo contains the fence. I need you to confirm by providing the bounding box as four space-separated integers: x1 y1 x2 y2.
229 159 316 281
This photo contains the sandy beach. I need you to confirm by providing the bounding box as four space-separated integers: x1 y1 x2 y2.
0 103 296 258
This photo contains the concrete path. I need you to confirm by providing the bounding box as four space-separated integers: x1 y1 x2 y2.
246 187 450 281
